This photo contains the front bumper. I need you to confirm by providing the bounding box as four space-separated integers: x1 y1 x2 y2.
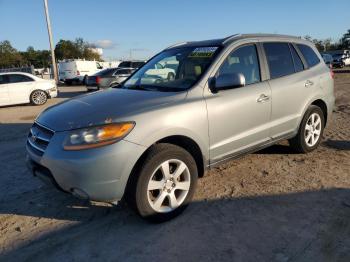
26 130 146 202
48 89 58 98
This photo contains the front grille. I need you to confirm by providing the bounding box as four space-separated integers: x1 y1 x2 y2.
27 122 54 156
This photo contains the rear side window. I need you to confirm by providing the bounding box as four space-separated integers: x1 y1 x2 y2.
264 43 295 79
8 74 34 83
96 68 115 76
290 44 304 72
132 62 145 68
297 44 320 67
116 69 131 75
0 75 8 84
119 61 131 68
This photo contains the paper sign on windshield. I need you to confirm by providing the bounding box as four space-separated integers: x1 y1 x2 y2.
189 47 218 58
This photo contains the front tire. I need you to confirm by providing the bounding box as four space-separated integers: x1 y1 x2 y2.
30 90 48 105
127 143 198 222
167 72 175 81
289 105 324 153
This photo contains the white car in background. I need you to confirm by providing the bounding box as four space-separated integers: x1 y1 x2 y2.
0 72 57 106
145 62 176 80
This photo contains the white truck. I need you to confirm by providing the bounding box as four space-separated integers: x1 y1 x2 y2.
58 60 105 85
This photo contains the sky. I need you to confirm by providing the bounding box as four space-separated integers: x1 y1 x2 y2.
0 0 349 60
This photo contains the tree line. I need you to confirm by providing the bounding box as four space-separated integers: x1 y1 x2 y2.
305 29 350 52
0 30 349 69
0 38 102 69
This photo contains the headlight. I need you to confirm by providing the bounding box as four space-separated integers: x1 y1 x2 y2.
63 122 135 150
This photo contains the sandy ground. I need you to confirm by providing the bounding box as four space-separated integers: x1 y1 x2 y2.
0 72 349 262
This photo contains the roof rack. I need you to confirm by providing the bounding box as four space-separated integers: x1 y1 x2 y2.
165 41 188 49
222 34 241 44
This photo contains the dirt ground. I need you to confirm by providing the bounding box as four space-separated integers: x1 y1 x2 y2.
0 72 349 262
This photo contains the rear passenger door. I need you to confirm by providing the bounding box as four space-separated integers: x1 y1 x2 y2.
263 42 319 138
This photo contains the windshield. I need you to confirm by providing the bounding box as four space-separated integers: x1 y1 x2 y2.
122 46 221 92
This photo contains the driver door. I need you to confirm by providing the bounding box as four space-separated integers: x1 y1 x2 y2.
205 44 272 164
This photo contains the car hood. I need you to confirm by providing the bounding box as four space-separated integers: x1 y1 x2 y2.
36 88 187 131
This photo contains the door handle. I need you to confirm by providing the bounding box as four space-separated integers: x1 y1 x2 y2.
305 80 314 87
257 94 270 103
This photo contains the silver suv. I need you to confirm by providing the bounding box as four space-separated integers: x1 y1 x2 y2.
26 34 335 222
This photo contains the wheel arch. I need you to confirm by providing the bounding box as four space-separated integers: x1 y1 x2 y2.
298 97 328 130
123 135 206 204
156 135 205 178
310 99 328 126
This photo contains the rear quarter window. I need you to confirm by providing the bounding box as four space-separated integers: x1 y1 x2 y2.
297 44 320 67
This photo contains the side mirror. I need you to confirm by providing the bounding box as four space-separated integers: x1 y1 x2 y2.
210 73 245 93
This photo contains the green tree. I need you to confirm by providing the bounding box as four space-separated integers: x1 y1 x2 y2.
340 29 350 49
0 40 24 68
54 38 102 61
54 39 80 60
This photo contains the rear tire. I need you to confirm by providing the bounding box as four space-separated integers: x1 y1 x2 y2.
126 143 198 223
30 90 48 106
289 105 324 153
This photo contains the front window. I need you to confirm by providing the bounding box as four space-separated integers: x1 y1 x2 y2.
122 46 221 92
216 44 261 85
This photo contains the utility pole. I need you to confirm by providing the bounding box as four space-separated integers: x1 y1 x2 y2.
43 0 58 83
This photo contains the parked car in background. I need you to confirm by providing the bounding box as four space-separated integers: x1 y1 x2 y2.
86 67 135 91
118 60 146 69
326 50 350 68
58 59 104 85
145 62 176 80
321 53 333 68
0 72 57 106
26 34 334 222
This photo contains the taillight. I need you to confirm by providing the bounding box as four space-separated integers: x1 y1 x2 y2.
330 69 334 79
96 76 101 84
77 70 80 76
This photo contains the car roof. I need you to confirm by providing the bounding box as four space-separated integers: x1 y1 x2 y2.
165 33 310 50
0 72 35 78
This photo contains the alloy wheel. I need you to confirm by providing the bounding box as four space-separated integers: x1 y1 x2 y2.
304 113 322 147
32 90 47 105
147 159 191 213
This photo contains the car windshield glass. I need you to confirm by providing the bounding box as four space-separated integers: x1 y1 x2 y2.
121 46 221 92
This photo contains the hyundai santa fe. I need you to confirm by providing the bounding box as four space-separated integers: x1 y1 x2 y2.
26 34 335 222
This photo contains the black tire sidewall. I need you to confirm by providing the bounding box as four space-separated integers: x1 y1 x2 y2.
134 144 198 222
167 72 175 80
297 106 325 153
